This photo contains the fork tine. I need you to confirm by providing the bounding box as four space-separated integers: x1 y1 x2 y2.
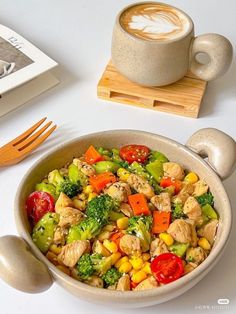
16 121 52 150
11 117 47 146
20 125 57 155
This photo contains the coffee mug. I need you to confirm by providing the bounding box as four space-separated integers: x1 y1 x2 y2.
111 2 233 86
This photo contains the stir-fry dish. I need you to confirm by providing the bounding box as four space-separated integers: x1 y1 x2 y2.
26 144 219 291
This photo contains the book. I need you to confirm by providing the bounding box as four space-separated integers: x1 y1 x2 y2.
0 24 59 117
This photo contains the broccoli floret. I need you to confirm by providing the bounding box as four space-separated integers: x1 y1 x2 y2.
195 192 214 207
77 254 94 280
126 215 153 252
67 216 101 243
172 203 187 220
48 169 81 198
77 253 113 280
86 194 117 226
97 147 112 157
102 267 122 286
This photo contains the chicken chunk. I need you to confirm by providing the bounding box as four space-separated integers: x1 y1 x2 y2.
116 274 131 291
92 240 111 257
120 203 133 217
127 174 155 199
193 180 209 197
53 226 67 245
183 196 202 220
186 219 198 247
197 219 218 245
186 247 206 264
119 234 141 255
150 238 168 258
181 183 194 195
58 240 90 267
184 262 198 274
167 219 191 243
55 192 73 212
104 182 131 202
58 207 84 228
134 276 158 291
151 193 171 212
163 162 185 180
73 158 95 177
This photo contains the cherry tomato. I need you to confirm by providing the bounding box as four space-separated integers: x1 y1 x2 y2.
119 145 150 164
151 253 184 284
26 191 55 225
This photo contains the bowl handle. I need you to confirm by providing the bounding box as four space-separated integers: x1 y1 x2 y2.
186 128 236 180
0 235 53 293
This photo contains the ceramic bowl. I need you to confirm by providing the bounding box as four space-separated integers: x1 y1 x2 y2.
0 128 235 308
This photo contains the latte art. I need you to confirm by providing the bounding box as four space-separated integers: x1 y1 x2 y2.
120 3 190 41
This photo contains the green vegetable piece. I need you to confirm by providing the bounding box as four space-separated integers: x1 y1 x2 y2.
92 254 113 276
35 182 58 200
149 151 169 163
59 180 81 198
67 217 101 243
109 211 125 221
196 192 214 206
172 203 186 220
102 267 122 286
93 161 119 174
97 147 112 157
202 204 218 219
111 148 129 168
32 212 59 253
146 160 164 183
127 215 153 252
129 161 150 180
48 169 64 186
169 243 189 257
68 163 80 184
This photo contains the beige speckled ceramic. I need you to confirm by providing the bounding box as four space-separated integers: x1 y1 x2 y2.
0 128 235 307
111 2 233 86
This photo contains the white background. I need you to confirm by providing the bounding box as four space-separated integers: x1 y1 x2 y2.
0 1 235 313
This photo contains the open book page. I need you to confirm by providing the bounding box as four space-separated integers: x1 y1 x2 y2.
0 24 57 95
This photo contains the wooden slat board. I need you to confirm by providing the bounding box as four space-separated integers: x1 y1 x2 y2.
97 62 207 118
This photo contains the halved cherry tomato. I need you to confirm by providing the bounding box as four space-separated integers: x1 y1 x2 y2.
26 191 55 225
120 145 150 164
160 176 182 194
151 253 184 284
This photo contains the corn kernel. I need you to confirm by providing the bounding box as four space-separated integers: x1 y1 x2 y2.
98 231 110 241
73 199 86 210
115 256 129 268
49 244 62 255
198 237 211 250
142 262 152 275
110 252 122 265
159 233 174 246
129 268 138 277
56 265 70 276
184 172 199 184
117 217 129 230
131 270 147 284
103 239 118 253
117 168 130 181
119 261 133 273
130 257 143 270
142 253 151 262
83 185 94 194
88 192 98 202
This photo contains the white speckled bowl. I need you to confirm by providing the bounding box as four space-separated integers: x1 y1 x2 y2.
0 128 235 308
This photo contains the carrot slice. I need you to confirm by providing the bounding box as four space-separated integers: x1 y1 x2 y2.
160 177 182 194
89 172 116 193
85 145 104 164
128 193 151 216
152 211 171 234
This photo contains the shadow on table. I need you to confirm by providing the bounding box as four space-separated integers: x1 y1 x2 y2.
199 56 236 117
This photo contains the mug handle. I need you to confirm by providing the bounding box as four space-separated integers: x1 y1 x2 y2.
189 33 233 81
0 235 53 293
186 128 236 180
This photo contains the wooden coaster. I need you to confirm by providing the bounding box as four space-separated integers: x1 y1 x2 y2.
97 62 207 118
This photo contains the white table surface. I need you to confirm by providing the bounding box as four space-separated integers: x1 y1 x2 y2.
0 0 235 313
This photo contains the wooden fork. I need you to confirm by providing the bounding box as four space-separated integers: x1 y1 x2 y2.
0 117 56 166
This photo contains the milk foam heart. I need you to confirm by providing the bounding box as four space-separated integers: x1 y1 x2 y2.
120 3 190 41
